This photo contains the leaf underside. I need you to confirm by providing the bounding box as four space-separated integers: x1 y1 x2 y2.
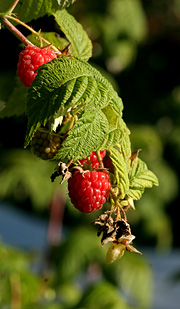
53 9 92 61
127 157 159 200
109 147 129 199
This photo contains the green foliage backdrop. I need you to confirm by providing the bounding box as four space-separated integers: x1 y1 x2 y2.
0 0 179 308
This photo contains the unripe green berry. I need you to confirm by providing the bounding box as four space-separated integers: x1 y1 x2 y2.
30 129 61 160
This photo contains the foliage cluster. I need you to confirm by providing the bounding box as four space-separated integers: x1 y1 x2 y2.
0 0 179 308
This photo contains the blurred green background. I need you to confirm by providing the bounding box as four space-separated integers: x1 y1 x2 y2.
0 0 180 308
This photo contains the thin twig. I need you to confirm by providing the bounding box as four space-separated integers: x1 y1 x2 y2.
120 205 127 221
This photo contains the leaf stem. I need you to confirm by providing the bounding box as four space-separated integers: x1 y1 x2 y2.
7 15 60 53
1 17 33 46
109 187 127 220
115 206 121 220
88 157 93 171
121 206 127 221
96 150 104 168
7 0 20 14
109 187 117 201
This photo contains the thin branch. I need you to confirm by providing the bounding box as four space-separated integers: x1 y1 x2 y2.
1 17 33 46
7 15 60 53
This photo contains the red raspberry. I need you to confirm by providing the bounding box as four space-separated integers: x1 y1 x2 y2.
79 150 106 169
68 170 111 213
17 45 57 87
30 129 61 160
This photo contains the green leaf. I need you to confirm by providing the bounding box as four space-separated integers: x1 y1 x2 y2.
24 57 123 147
55 110 109 161
0 100 5 112
102 105 119 127
0 242 44 307
55 227 104 283
127 157 159 200
0 149 61 210
114 252 153 309
109 146 129 199
118 118 131 170
0 0 12 13
108 0 148 43
101 117 122 150
0 80 27 118
27 32 69 50
12 0 77 23
53 9 92 61
75 280 131 309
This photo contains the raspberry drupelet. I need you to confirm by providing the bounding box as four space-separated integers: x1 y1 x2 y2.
68 170 111 213
17 45 57 87
79 150 106 169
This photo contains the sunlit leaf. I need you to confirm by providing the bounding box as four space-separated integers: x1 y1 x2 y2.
24 57 123 148
56 110 109 161
109 147 129 198
53 9 92 61
127 158 159 200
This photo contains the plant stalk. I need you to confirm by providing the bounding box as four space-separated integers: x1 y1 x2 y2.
1 17 33 46
7 15 60 53
8 0 20 14
96 150 104 168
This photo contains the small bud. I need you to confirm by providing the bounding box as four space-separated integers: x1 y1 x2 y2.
106 243 126 264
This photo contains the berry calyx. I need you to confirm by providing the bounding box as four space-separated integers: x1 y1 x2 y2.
68 170 111 213
30 129 61 160
17 45 57 87
79 150 106 169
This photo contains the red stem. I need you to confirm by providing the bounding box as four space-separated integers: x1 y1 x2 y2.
1 17 34 46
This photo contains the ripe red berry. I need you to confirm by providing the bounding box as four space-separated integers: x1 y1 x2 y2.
79 150 106 169
30 130 61 160
17 45 57 87
68 170 111 213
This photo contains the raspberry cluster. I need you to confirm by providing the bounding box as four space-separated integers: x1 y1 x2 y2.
17 45 57 87
79 150 106 169
30 130 61 160
68 170 111 213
